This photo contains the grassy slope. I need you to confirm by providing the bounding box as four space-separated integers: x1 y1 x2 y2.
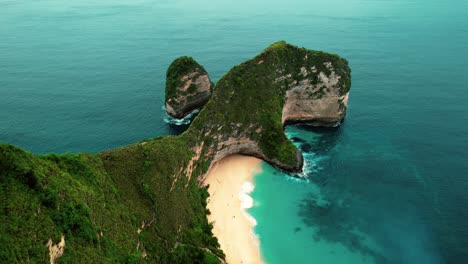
1 138 222 263
0 41 350 263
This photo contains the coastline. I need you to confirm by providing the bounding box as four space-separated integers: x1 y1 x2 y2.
203 155 264 264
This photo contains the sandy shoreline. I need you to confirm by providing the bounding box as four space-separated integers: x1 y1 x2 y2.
203 155 264 264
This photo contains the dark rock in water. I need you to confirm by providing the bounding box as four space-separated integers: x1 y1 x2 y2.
294 227 302 233
291 137 306 143
165 56 214 118
300 143 313 153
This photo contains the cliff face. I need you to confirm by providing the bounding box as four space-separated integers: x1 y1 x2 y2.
184 41 351 177
1 41 350 263
165 57 214 118
193 128 303 185
281 63 350 127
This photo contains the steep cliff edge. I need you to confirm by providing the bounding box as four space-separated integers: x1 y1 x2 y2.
282 60 350 127
165 56 214 118
183 41 351 176
0 41 350 263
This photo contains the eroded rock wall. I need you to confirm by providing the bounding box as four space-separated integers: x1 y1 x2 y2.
165 57 214 118
281 63 350 127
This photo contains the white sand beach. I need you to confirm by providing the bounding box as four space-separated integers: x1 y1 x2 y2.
203 155 264 264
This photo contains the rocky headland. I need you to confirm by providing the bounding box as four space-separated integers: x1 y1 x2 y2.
182 41 351 177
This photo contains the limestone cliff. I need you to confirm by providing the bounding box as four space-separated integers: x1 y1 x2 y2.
165 56 214 118
183 41 351 178
281 61 350 127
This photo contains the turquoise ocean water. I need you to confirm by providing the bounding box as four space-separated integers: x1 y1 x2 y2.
1 0 467 263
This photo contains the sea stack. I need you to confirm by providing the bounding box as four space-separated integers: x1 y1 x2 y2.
165 56 214 118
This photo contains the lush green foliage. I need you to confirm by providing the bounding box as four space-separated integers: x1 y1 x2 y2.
165 56 207 101
0 143 222 263
165 56 214 118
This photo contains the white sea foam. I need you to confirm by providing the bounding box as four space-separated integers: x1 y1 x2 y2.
239 182 255 209
285 129 324 179
162 105 199 125
239 181 258 226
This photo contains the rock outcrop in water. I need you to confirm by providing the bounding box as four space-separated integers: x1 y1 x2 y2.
165 56 214 118
186 41 351 177
0 41 350 263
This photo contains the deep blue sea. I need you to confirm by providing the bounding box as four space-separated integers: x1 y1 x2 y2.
1 0 467 263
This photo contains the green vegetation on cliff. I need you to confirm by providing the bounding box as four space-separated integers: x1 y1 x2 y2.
165 56 206 100
187 41 350 168
0 41 350 263
165 57 214 118
0 141 222 263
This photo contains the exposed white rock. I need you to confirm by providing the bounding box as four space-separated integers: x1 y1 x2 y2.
47 235 65 264
282 67 347 126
